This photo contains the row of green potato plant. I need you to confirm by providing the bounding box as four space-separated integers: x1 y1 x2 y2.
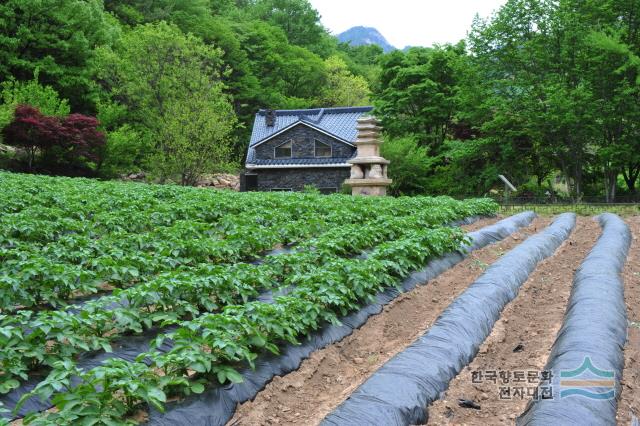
1 171 319 230
1 180 494 311
1 172 481 242
0 210 339 310
1 194 473 312
3 184 449 311
17 227 468 424
0 183 244 242
0 205 475 394
0 172 496 242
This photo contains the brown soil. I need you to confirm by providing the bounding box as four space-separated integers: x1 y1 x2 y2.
426 217 600 425
617 216 640 425
461 216 506 233
228 216 549 426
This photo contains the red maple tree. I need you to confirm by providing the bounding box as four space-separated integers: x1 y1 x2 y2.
2 104 105 172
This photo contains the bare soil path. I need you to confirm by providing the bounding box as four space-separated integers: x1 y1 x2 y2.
617 216 640 425
426 217 601 424
228 216 549 426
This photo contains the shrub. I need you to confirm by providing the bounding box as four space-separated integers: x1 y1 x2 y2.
381 136 435 196
1 105 105 174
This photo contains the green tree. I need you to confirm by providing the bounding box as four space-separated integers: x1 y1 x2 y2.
374 45 464 153
0 0 118 112
155 94 237 186
232 20 327 109
336 43 384 85
93 22 236 182
0 72 70 136
96 101 151 177
463 0 596 198
102 0 333 142
462 0 640 200
381 136 434 195
248 0 333 55
319 56 370 106
103 0 211 27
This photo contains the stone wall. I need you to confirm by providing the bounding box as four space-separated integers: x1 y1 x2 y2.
197 173 240 191
121 172 240 191
253 167 349 192
254 125 355 160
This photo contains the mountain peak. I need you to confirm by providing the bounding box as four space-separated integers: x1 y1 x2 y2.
337 26 396 52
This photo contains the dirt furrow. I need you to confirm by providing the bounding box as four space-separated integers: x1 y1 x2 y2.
426 217 600 425
616 216 640 425
460 216 507 233
228 216 549 426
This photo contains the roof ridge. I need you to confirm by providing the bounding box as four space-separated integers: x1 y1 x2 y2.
257 106 372 116
304 108 324 124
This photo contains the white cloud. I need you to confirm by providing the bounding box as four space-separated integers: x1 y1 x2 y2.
309 0 506 48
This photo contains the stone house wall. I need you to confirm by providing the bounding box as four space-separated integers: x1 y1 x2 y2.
253 168 349 192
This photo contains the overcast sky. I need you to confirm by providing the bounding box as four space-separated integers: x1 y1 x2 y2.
309 0 507 48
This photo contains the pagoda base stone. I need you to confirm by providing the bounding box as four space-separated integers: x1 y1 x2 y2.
344 178 392 196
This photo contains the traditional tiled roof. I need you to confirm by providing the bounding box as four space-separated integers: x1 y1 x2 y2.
246 106 373 167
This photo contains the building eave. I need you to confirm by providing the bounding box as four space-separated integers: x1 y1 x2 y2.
246 163 352 170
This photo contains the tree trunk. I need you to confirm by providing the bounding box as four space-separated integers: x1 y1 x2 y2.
573 162 583 202
604 168 617 203
28 147 36 172
623 163 640 195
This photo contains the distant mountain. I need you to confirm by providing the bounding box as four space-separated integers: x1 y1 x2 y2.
337 26 396 52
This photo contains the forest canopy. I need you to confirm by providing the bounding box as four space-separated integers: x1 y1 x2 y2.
0 0 638 200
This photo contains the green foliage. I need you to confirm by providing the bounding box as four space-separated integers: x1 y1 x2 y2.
98 124 150 178
0 74 70 117
319 56 371 107
374 44 465 151
4 0 639 199
248 0 334 55
19 221 469 422
501 203 640 217
93 22 225 128
154 93 237 185
92 22 237 183
0 0 119 111
460 0 640 199
0 73 70 142
381 136 434 195
438 138 502 195
302 184 321 194
95 101 153 177
365 0 640 199
337 43 384 85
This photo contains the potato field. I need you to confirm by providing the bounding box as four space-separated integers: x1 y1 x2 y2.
0 172 638 426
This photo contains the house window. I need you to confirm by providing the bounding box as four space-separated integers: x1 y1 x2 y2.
314 139 332 158
274 140 293 158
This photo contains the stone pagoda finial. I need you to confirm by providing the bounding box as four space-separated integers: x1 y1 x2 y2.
344 116 392 196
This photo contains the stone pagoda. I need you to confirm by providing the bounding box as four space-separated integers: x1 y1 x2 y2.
344 116 392 196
